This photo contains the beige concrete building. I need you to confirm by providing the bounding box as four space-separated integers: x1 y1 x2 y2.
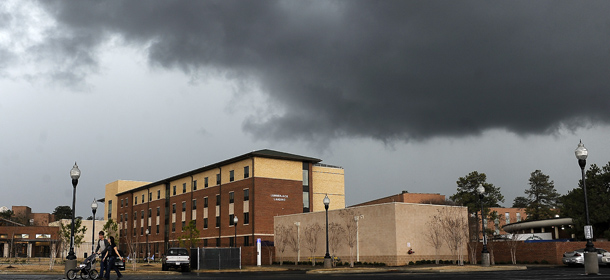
274 201 469 266
49 219 106 259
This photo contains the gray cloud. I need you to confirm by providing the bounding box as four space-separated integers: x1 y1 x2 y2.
30 1 610 143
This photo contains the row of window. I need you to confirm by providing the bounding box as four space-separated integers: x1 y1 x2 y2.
123 211 251 236
121 167 251 207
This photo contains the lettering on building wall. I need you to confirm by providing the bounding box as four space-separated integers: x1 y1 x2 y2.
270 194 288 201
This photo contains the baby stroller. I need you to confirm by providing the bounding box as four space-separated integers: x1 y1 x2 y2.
66 253 99 280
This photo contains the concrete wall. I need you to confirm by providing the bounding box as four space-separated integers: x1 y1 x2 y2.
274 202 469 266
473 241 610 265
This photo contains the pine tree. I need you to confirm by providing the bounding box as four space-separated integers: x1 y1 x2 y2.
450 171 505 214
524 170 559 220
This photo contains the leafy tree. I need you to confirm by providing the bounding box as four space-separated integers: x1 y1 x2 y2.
450 171 505 214
178 220 200 248
53 206 72 220
560 163 610 240
524 170 560 220
58 218 87 257
103 219 119 241
512 196 529 208
0 209 14 220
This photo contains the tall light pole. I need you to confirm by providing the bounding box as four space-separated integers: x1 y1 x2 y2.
233 216 238 247
65 163 80 272
146 228 150 264
91 199 98 254
477 184 490 267
323 194 331 268
576 141 598 275
354 215 363 262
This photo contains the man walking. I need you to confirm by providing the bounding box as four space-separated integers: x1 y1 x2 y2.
95 231 110 278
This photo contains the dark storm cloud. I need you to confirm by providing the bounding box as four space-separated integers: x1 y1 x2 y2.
33 0 610 142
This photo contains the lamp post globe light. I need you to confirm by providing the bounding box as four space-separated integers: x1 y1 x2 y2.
576 141 599 275
233 216 238 247
323 194 331 269
91 199 98 254
146 228 150 264
65 163 80 273
477 184 490 267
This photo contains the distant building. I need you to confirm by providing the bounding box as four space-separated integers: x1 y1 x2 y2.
0 206 59 258
478 207 527 237
102 149 345 260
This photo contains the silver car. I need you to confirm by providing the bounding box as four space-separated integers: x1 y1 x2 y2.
562 248 607 266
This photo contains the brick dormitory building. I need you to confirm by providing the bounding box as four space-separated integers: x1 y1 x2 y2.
102 149 345 260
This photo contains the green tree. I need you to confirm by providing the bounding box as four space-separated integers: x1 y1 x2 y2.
512 196 529 208
450 171 505 214
103 219 119 241
58 218 88 257
524 170 560 220
178 220 200 248
53 206 72 220
0 209 14 220
560 163 610 240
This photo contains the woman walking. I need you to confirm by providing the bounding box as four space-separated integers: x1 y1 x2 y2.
102 236 124 279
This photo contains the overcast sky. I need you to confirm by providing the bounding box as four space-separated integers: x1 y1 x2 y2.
2 0 610 218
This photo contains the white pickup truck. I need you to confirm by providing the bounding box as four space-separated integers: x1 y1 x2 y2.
162 247 190 272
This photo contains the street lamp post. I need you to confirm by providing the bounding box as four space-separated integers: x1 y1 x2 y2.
91 199 98 254
576 141 599 275
65 163 80 273
323 194 331 268
477 184 490 267
146 228 150 264
233 216 238 247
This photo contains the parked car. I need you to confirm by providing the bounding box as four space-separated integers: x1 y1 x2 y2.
562 248 607 266
162 247 190 272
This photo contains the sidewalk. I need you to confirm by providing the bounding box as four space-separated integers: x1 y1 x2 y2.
0 261 533 275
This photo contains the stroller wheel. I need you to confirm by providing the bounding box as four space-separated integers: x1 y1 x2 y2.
88 269 99 279
66 269 78 280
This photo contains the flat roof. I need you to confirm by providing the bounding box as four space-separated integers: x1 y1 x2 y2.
117 149 322 196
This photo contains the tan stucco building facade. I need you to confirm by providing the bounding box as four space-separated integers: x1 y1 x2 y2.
274 202 469 266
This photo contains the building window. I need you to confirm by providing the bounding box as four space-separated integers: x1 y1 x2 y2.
216 174 221 185
244 189 249 201
203 239 208 247
193 180 197 191
192 199 197 210
229 192 234 204
120 214 123 222
149 192 152 202
516 212 521 222
230 237 235 247
141 210 144 221
135 197 138 205
216 238 220 247
172 222 176 232
204 197 208 208
204 177 208 188
157 190 161 199
303 162 310 213
142 194 145 203
244 236 250 246
157 207 160 217
183 183 186 193
243 212 249 224
173 186 176 196
120 199 123 208
182 221 185 231
229 214 235 226
230 170 234 182
203 218 208 229
140 227 143 236
182 201 186 212
148 208 152 218
244 166 249 178
107 200 112 219
216 195 220 206
172 204 176 214
505 212 510 224
134 211 137 220
216 216 220 228
156 225 159 234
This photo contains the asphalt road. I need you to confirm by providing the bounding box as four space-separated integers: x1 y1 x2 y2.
5 266 610 280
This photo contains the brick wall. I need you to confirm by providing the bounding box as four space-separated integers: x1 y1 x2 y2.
470 241 610 265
